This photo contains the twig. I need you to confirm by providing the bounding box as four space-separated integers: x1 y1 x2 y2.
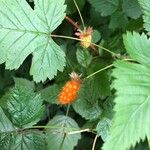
85 64 114 79
73 0 85 29
66 104 70 116
50 34 117 56
92 135 99 150
67 128 90 135
65 16 80 29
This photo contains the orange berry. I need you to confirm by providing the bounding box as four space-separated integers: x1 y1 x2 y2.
58 72 82 105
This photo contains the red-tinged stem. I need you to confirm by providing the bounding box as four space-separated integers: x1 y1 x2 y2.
65 16 80 29
90 44 98 55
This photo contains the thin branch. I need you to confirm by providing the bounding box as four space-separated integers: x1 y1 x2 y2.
65 16 80 29
67 128 90 135
85 64 114 79
92 135 99 150
73 0 85 29
50 34 117 56
66 104 70 116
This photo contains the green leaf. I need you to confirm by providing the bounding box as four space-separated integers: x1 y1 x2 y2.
0 133 15 150
46 115 81 150
138 0 150 35
103 61 150 150
122 0 142 19
0 0 66 82
96 117 111 141
40 84 60 104
14 77 35 91
76 48 92 68
12 131 47 150
102 97 114 119
6 84 44 128
0 107 14 133
87 59 111 97
92 30 101 43
109 11 128 30
88 0 119 16
123 32 150 67
73 78 102 120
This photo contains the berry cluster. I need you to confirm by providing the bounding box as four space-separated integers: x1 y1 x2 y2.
58 72 81 105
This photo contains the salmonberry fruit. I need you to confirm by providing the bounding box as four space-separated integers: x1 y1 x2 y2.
75 27 93 48
58 72 82 105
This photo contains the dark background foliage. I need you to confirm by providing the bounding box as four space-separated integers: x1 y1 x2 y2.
0 0 149 149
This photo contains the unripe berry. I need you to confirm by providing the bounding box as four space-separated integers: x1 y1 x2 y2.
58 72 82 105
75 27 93 48
80 34 92 48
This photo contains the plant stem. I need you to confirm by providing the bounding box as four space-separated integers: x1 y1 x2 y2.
50 34 117 56
73 0 85 29
85 64 114 79
67 129 90 135
66 104 70 116
59 104 71 150
65 16 80 29
92 135 99 150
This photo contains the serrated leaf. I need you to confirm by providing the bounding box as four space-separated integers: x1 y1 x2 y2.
92 30 101 43
102 97 114 119
46 115 81 150
103 61 150 150
123 32 150 67
109 11 128 30
14 77 35 91
76 48 92 68
12 131 47 150
73 78 102 120
0 133 15 150
82 120 98 130
30 34 66 82
6 84 44 128
40 84 59 104
96 117 111 141
0 0 66 82
0 107 14 133
87 59 111 97
122 0 142 19
88 0 119 16
138 0 150 35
